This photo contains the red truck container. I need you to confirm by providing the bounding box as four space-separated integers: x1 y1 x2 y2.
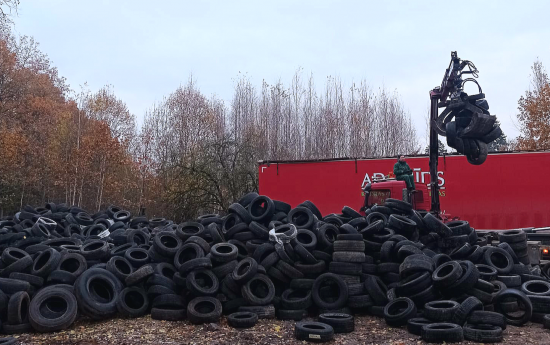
258 151 550 230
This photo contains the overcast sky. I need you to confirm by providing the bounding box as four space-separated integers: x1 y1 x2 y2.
12 0 550 146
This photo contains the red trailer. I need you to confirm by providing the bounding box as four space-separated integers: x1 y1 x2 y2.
258 151 550 230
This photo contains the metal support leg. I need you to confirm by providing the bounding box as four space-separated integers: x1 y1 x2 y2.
429 93 441 216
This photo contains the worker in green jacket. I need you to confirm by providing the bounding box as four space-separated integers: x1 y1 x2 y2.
394 155 415 190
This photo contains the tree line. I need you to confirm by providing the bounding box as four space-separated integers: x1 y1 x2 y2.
0 22 547 220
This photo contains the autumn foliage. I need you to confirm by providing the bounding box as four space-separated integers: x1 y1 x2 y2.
517 61 550 151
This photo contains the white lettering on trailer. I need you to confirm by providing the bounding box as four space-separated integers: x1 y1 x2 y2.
361 170 445 189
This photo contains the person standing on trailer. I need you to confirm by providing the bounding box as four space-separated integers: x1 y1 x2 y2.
393 155 415 191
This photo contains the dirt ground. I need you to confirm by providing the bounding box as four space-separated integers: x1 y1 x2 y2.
8 314 550 345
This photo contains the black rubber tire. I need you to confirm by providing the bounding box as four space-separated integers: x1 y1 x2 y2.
276 260 304 279
287 207 314 229
241 274 275 306
318 224 340 250
318 313 354 333
388 214 416 233
423 213 452 237
293 244 317 264
483 247 513 275
333 240 365 252
0 337 16 345
46 270 77 285
498 274 521 287
31 248 62 278
187 296 222 324
294 321 334 342
227 311 258 328
239 305 276 319
106 256 133 283
347 294 373 308
498 229 526 243
80 240 110 261
8 273 43 288
544 314 550 329
446 261 480 295
400 254 435 278
424 300 460 322
75 268 123 320
28 287 77 332
421 323 464 343
528 295 550 313
329 262 362 276
467 310 506 330
332 251 365 263
407 318 432 335
451 296 484 326
312 273 349 310
152 232 181 258
179 257 212 276
7 291 30 325
476 264 498 281
1 256 33 278
150 307 186 321
281 289 312 310
116 287 148 318
125 265 154 286
494 288 533 326
364 275 388 306
432 254 452 267
383 297 417 326
290 278 315 290
186 269 219 296
210 243 238 263
277 309 306 321
0 277 32 294
232 257 258 284
521 280 550 296
176 222 206 242
463 324 503 343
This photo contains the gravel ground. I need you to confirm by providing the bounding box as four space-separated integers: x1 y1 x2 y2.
8 314 550 345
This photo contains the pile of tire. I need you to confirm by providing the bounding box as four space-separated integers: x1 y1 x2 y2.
0 195 548 344
435 92 502 165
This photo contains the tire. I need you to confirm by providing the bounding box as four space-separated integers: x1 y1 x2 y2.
544 314 550 329
277 309 306 321
383 297 417 326
423 213 452 237
521 280 550 296
446 261 479 295
211 260 238 279
248 196 275 222
31 248 61 278
239 305 276 319
451 296 483 326
364 275 388 306
75 268 123 320
241 274 275 306
106 256 133 283
293 244 317 264
423 300 460 322
125 265 154 286
332 251 365 263
467 310 506 330
281 289 312 310
475 279 495 293
318 224 340 250
28 287 77 332
46 270 77 285
333 240 365 252
407 318 432 335
80 240 110 261
421 323 464 343
318 313 354 333
476 264 498 281
287 207 314 229
290 279 315 290
276 260 304 279
400 254 435 278
186 270 219 296
152 232 181 258
388 214 416 233
294 322 334 342
232 257 258 284
210 243 238 263
179 258 212 276
1 256 33 278
312 273 349 310
151 307 186 321
7 291 30 325
176 222 206 242
0 278 32 294
0 337 16 345
498 274 521 287
463 324 503 343
347 294 373 308
227 311 258 328
494 288 532 326
187 296 222 324
498 229 526 243
116 287 148 318
8 273 43 288
483 247 513 275
329 262 362 276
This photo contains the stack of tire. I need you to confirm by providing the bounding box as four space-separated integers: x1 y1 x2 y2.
0 194 547 344
498 230 530 265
